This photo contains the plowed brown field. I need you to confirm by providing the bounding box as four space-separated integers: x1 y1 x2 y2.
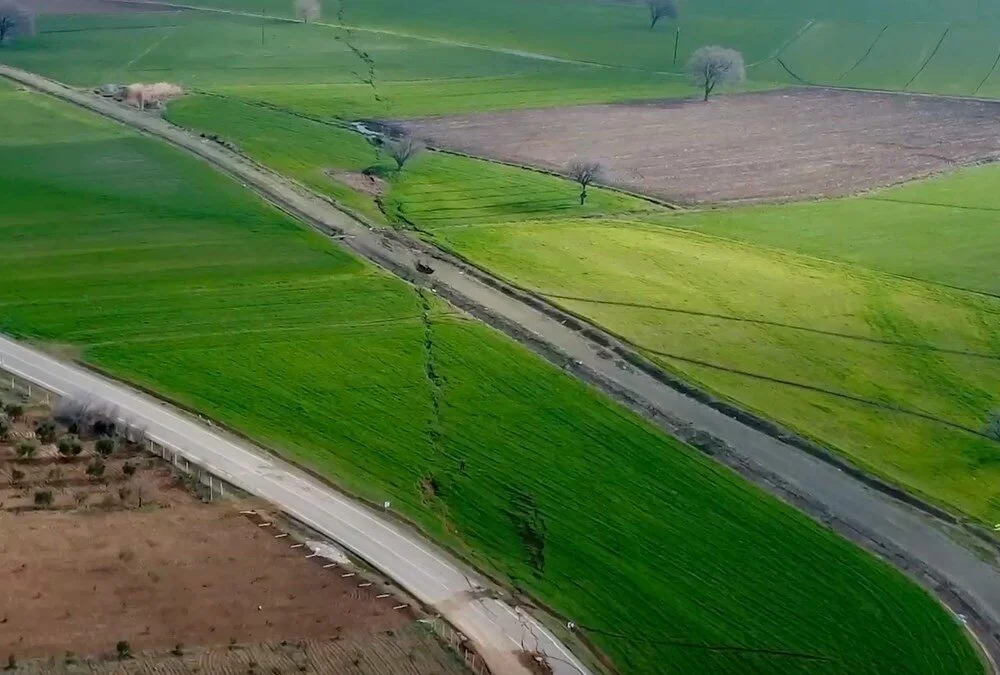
397 88 1000 204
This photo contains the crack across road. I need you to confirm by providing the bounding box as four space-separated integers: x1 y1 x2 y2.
2 64 1000 673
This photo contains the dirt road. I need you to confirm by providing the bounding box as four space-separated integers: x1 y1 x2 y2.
2 64 999 672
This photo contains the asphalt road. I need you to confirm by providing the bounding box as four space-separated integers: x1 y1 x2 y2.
0 336 586 675
3 64 1000 671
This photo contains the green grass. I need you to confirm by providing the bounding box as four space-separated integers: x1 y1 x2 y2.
7 0 1000 112
1 10 703 118
165 94 655 226
162 0 1000 98
434 219 1000 523
160 94 1000 524
662 164 1000 296
0 82 985 675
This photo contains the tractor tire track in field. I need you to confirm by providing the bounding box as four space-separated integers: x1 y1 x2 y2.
904 26 952 90
838 24 889 81
973 45 1000 95
6 65 1000 671
642 346 990 440
102 0 659 73
542 293 1000 361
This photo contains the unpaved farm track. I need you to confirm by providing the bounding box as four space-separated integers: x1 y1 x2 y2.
2 65 1000 672
399 88 1000 204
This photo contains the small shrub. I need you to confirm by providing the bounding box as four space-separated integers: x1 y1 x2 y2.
116 640 131 660
33 490 53 506
985 410 1000 442
4 403 23 420
122 462 136 478
0 414 8 440
36 418 57 443
86 459 106 480
57 434 82 458
95 437 116 457
92 418 116 437
10 468 24 483
16 441 36 458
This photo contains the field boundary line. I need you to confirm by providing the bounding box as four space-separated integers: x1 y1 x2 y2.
112 23 178 79
973 44 1000 95
419 236 1000 534
541 292 1000 360
197 92 684 211
638 346 990 438
904 25 952 90
748 18 816 68
6 64 998 673
101 0 678 76
837 24 889 81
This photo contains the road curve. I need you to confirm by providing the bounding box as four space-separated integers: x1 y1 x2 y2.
0 336 586 675
3 64 1000 671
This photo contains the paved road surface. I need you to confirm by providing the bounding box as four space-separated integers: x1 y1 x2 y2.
2 64 1000 671
0 336 585 675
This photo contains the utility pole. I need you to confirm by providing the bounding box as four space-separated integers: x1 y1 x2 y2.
261 7 265 47
673 26 680 66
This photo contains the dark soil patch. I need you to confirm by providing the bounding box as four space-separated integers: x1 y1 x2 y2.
397 88 1000 204
325 169 387 197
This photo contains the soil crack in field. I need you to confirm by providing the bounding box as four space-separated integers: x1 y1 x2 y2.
4 64 1000 671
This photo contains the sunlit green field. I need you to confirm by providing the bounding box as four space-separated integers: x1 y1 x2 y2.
663 165 1000 296
159 93 1000 524
0 10 698 117
434 219 1000 523
0 81 983 674
165 0 1000 98
165 94 654 226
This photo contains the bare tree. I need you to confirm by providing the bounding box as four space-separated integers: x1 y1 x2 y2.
294 0 321 23
687 45 745 101
568 162 603 206
0 2 34 43
387 134 424 171
646 0 677 29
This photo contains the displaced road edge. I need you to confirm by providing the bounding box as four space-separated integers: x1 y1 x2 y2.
2 64 997 672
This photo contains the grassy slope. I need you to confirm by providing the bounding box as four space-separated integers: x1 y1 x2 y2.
434 220 1000 522
161 95 1000 523
0 84 982 674
165 95 655 226
171 0 1000 98
665 164 1000 296
0 11 700 118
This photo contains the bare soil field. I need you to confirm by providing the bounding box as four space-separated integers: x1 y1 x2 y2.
13 628 464 674
396 88 1000 204
0 389 468 674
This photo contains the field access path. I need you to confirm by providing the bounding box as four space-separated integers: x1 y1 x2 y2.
2 65 1000 672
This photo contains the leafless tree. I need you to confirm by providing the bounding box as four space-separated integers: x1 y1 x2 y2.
387 134 424 171
294 0 321 23
646 0 677 29
568 162 603 205
0 2 35 43
687 45 745 101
